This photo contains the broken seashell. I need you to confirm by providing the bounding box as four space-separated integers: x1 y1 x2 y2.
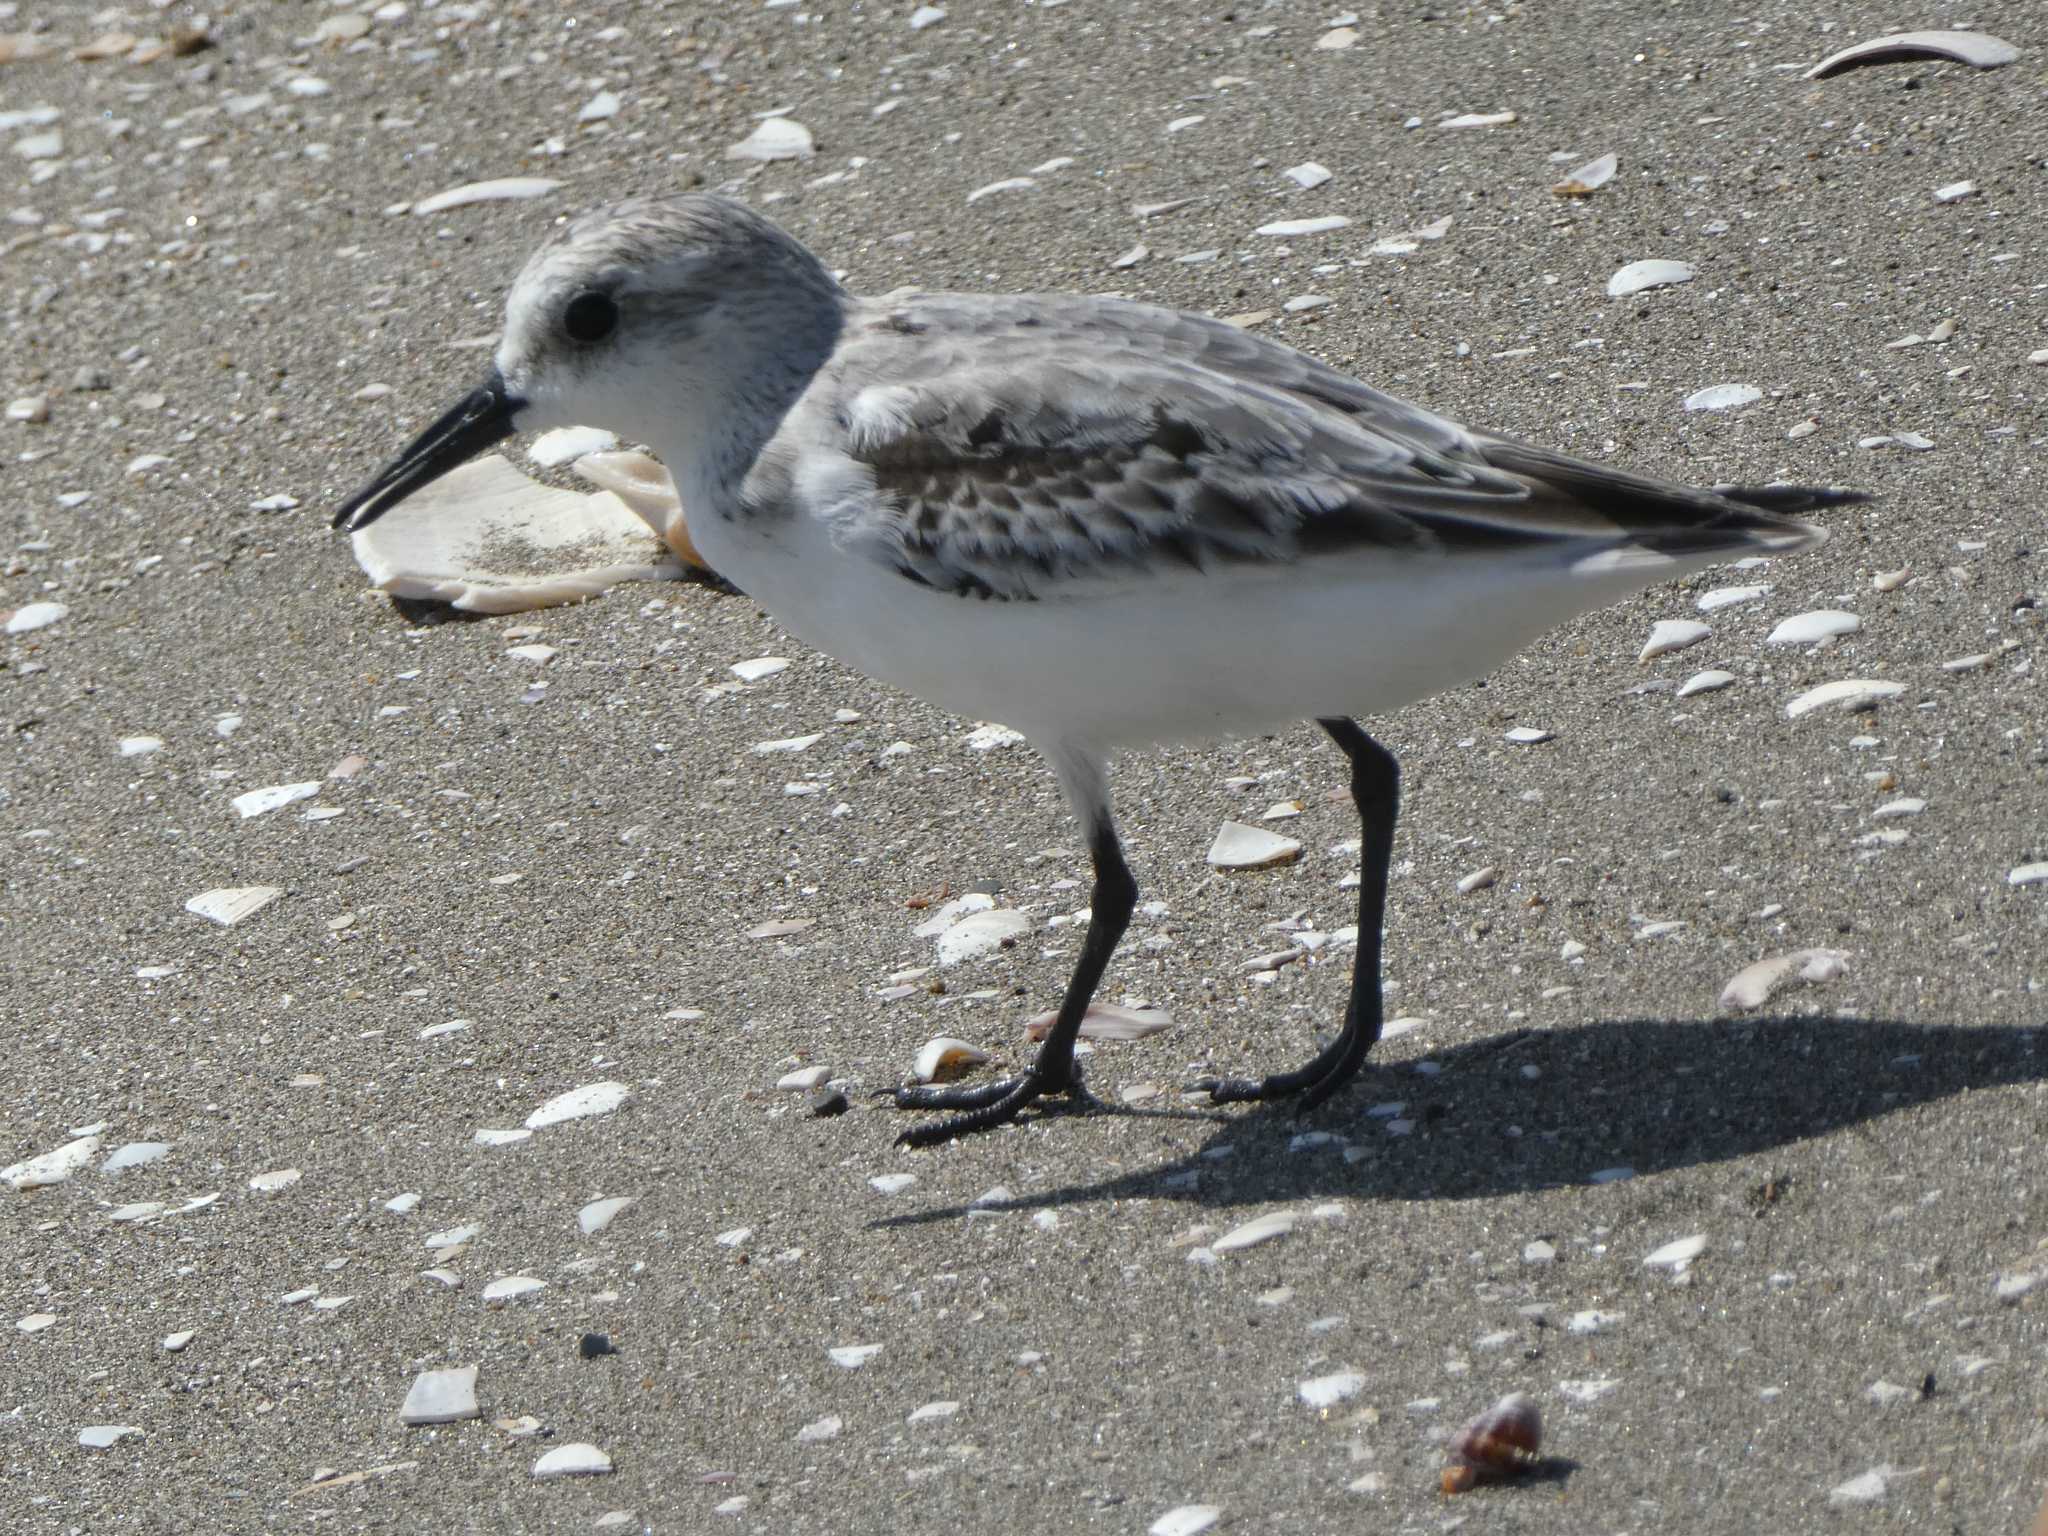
1719 948 1850 1012
1639 619 1710 662
1025 1003 1174 1043
1206 821 1303 869
1607 258 1692 297
1804 29 2019 81
911 1037 991 1083
349 454 683 614
726 117 815 162
1551 152 1616 197
184 886 283 927
569 450 707 571
1683 383 1761 412
412 178 561 217
1441 1392 1542 1493
1785 679 1904 718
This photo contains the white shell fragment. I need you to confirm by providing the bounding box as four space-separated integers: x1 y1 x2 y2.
1552 152 1617 197
1298 1371 1365 1410
184 886 283 927
935 908 1033 965
532 1443 614 1479
910 1037 992 1083
525 1081 631 1129
528 426 618 468
730 656 790 683
1206 822 1303 869
1683 383 1762 413
1639 619 1710 662
1767 610 1860 646
966 177 1037 205
2008 863 2048 888
482 1276 546 1303
1829 1465 1908 1505
411 178 561 216
1607 259 1693 297
726 117 814 162
1254 215 1351 238
1933 181 1976 205
570 451 704 569
349 455 681 614
1438 111 1516 130
1024 1002 1174 1043
401 1366 481 1426
79 1425 141 1450
103 1142 171 1173
828 1343 883 1369
1719 949 1850 1012
1786 679 1905 718
1212 1210 1297 1253
1282 162 1332 190
231 782 322 819
1676 669 1736 699
5 601 68 635
1805 30 2020 80
578 1197 635 1235
1697 584 1770 612
1149 1506 1223 1536
1644 1233 1708 1271
3 1134 101 1191
248 1168 302 1194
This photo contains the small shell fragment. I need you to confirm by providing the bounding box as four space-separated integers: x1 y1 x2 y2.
1766 610 1859 646
1682 383 1762 413
1298 1371 1365 1410
411 178 561 216
910 1037 991 1084
525 1081 630 1129
5 601 68 635
1644 1233 1708 1271
1212 1209 1296 1253
1551 152 1616 197
1785 679 1904 718
1024 1003 1174 1043
3 1134 101 1191
726 117 814 162
184 886 283 927
1719 948 1850 1012
1805 29 2019 80
935 908 1033 965
231 782 322 819
1676 669 1735 699
1437 111 1516 130
1254 215 1351 238
1149 1507 1222 1536
1607 259 1693 297
1206 822 1303 869
532 1443 614 1479
1440 1392 1542 1493
1639 619 1711 662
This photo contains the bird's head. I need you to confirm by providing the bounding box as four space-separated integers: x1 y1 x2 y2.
333 193 842 533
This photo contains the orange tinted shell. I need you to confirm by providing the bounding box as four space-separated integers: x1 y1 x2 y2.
1440 1392 1542 1493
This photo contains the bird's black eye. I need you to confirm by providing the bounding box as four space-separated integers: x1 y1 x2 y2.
562 290 618 345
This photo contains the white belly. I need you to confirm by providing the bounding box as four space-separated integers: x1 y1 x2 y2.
689 503 1696 753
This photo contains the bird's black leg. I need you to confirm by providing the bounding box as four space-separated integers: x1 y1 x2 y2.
1196 717 1398 1113
893 811 1136 1147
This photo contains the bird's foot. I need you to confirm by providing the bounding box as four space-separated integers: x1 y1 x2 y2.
1192 1060 1354 1116
891 1067 1096 1147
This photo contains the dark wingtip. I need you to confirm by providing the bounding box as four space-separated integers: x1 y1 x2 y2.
1710 484 1876 515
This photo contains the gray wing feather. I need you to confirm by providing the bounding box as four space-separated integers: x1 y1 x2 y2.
804 293 1833 600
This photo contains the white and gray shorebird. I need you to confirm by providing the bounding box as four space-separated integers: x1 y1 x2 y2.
336 194 1866 1147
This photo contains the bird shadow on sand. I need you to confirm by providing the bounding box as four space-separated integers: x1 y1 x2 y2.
871 1014 2046 1228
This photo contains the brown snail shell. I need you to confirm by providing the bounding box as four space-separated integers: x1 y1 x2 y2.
1440 1392 1542 1494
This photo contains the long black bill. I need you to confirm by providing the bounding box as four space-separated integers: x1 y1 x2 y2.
332 369 522 533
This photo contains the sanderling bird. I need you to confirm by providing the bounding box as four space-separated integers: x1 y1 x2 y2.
336 194 1865 1147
